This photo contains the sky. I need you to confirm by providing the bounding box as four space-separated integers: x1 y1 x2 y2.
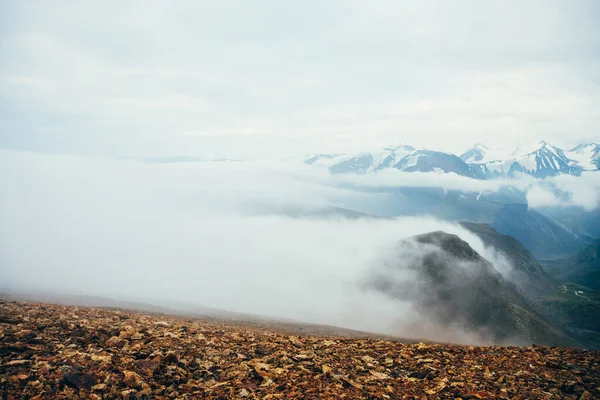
1 0 599 159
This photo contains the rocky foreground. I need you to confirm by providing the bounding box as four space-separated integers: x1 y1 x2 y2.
1 301 599 399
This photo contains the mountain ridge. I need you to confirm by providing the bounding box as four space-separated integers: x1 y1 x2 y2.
305 145 481 178
365 230 580 347
462 140 585 179
305 140 599 179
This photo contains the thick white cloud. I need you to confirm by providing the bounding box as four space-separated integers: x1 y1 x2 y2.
0 150 516 341
327 168 600 211
526 186 560 208
1 150 597 344
539 172 600 210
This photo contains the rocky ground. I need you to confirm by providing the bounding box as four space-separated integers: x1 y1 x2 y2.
1 300 599 399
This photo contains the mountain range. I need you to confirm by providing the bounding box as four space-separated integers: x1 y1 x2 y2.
305 141 600 179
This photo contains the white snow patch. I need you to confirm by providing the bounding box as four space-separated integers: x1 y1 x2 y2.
517 154 537 172
404 155 421 169
567 144 598 170
551 156 560 170
511 141 546 157
463 144 514 163
368 151 393 172
485 159 513 174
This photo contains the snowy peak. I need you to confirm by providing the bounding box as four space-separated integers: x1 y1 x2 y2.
459 143 488 163
306 146 479 178
461 140 591 178
384 144 418 152
570 142 600 152
567 143 600 171
508 140 558 158
529 140 565 158
306 141 599 179
524 141 574 174
460 143 515 164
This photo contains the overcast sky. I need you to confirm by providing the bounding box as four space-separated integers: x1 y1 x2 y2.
1 0 599 159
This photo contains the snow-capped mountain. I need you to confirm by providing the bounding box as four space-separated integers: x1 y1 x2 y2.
567 143 600 171
306 140 599 179
305 145 481 178
461 141 583 179
459 143 488 163
458 143 515 164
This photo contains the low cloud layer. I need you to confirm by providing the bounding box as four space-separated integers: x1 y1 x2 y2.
0 150 596 344
525 172 600 210
326 168 600 211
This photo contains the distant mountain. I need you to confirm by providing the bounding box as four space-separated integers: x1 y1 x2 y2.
544 239 600 291
461 140 583 178
567 143 600 171
490 203 588 259
459 143 488 163
305 140 599 179
365 231 578 346
458 143 515 164
305 145 482 178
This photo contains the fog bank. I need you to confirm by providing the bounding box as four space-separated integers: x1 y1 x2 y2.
0 150 569 343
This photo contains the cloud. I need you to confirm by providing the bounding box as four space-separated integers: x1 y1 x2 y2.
526 186 561 208
323 168 600 211
330 168 530 193
518 171 600 210
544 172 600 210
1 149 528 344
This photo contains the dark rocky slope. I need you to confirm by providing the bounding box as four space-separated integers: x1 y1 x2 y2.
461 222 555 295
365 231 579 347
